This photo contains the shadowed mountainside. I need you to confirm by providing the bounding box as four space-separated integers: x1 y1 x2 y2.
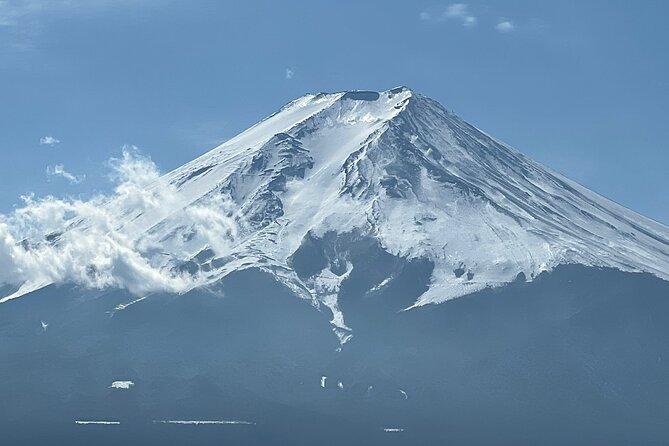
1 264 668 445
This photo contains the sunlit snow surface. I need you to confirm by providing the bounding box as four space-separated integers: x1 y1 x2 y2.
1 87 669 329
152 420 255 425
74 421 120 425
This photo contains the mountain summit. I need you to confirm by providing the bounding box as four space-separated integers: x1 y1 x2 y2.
3 88 669 337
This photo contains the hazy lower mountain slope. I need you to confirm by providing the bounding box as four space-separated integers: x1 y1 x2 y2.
2 266 669 445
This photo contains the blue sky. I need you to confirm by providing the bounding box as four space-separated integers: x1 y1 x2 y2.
1 0 667 223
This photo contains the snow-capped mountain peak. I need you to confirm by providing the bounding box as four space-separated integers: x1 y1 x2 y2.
3 87 669 341
142 87 669 331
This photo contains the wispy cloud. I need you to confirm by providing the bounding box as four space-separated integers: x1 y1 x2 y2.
420 4 523 33
495 19 515 33
1 0 161 25
0 0 36 28
0 147 243 302
0 0 167 49
419 3 477 28
463 16 477 27
285 67 295 80
46 164 85 184
445 3 468 19
39 135 60 146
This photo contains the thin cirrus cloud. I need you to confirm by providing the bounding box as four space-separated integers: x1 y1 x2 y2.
285 68 295 80
39 135 60 146
0 0 162 27
419 3 477 27
0 0 168 49
46 164 85 184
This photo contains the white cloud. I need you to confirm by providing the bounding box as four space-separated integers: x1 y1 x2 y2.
0 147 243 302
463 16 477 27
445 3 468 18
46 164 84 184
419 3 477 28
496 19 515 33
285 68 294 80
39 135 60 146
110 381 134 390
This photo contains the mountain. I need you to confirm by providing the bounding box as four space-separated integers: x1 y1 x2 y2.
2 88 669 445
141 86 669 300
6 87 668 339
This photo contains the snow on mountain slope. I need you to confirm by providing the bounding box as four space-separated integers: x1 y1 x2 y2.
2 87 669 337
